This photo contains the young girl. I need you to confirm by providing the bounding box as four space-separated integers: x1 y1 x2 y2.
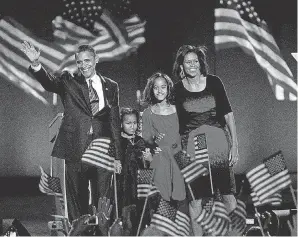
141 72 186 202
119 107 152 235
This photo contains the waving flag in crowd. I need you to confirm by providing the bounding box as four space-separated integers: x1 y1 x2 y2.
137 168 159 199
81 137 116 172
251 191 282 207
215 0 297 101
174 133 209 184
229 199 247 235
246 150 291 203
39 166 63 197
150 198 190 236
196 198 231 236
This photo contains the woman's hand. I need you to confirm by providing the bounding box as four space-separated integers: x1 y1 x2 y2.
21 41 40 64
229 144 239 166
153 147 162 154
154 132 165 143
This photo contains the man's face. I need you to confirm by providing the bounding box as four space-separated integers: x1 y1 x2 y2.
75 51 98 79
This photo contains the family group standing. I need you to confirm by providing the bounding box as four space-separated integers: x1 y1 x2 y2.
21 41 239 236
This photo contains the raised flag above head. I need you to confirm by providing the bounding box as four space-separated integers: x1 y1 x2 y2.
214 0 297 101
53 0 146 72
246 151 291 202
81 137 116 172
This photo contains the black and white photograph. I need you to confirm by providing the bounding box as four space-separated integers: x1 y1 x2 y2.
0 0 297 236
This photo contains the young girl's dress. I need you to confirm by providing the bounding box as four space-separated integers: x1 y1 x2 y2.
120 135 147 207
141 108 186 201
119 134 151 235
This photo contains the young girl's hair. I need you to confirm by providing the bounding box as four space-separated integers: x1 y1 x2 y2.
120 107 140 125
142 72 174 105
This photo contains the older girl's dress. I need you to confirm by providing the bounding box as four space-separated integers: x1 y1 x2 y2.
141 108 186 201
174 75 236 198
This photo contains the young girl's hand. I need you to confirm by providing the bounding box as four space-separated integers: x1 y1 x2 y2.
114 160 122 174
142 148 153 162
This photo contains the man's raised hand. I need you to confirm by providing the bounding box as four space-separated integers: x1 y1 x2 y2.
21 41 40 64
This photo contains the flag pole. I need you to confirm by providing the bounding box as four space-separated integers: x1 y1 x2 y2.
188 184 196 201
289 184 297 207
254 207 265 236
136 194 149 236
113 172 119 219
136 169 156 236
205 135 214 195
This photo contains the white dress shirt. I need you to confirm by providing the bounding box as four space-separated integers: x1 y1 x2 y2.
31 64 105 111
86 74 105 111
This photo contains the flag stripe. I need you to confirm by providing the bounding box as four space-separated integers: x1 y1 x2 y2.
215 35 298 96
81 137 115 171
215 8 294 78
151 214 178 236
214 4 297 101
2 18 66 63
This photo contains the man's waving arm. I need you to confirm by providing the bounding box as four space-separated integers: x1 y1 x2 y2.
21 41 63 94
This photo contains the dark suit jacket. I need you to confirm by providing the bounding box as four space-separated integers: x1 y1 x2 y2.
29 66 123 163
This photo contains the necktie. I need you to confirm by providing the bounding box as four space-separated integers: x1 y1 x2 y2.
89 79 99 115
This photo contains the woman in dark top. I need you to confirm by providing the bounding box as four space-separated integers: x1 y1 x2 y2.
172 45 239 231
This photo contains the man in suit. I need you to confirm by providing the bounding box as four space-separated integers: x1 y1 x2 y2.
21 41 123 221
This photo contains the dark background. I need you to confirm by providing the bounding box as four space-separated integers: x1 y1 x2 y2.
0 0 297 177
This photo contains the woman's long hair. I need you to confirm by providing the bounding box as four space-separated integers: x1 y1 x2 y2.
172 45 208 80
142 72 174 106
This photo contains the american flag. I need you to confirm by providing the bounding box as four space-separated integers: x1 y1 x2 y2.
196 198 231 236
150 199 190 236
81 137 116 172
55 0 146 72
246 151 291 202
0 17 65 104
214 0 297 101
174 134 209 184
251 191 282 207
137 169 159 198
39 166 63 197
0 0 145 104
229 199 247 235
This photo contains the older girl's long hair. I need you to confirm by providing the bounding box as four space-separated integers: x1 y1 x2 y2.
142 72 174 106
172 45 208 80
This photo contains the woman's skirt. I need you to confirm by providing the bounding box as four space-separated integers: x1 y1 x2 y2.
181 125 236 198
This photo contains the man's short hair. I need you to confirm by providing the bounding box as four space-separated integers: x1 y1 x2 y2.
75 45 96 58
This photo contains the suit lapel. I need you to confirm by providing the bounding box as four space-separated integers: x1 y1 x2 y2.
99 74 111 108
75 72 92 113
